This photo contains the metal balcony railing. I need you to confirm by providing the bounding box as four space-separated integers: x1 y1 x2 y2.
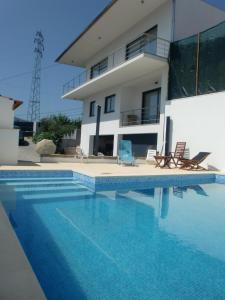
63 37 170 95
120 108 160 127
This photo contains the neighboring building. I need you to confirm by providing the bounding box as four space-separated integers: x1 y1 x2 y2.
0 96 23 164
14 117 34 139
56 0 225 169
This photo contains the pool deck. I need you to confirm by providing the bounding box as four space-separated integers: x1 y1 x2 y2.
0 161 219 300
0 161 218 177
0 203 46 300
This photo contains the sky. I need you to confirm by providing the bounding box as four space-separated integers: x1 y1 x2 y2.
205 0 225 10
0 0 109 120
0 0 224 121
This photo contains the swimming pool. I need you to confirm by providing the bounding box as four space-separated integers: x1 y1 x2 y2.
0 171 225 300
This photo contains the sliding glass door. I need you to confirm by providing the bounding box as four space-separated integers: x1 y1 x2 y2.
142 89 161 124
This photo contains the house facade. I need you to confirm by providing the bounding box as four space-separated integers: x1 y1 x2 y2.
0 96 23 164
56 0 225 168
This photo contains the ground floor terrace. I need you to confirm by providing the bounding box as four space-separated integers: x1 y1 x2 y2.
0 161 217 176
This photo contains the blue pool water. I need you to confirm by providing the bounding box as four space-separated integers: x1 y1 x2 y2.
1 174 225 300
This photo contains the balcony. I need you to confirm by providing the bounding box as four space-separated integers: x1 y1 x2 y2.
120 108 160 127
62 37 170 100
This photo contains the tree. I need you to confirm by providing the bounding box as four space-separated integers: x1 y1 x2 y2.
33 115 81 152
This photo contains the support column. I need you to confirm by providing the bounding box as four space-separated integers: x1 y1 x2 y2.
113 134 121 157
157 66 169 154
93 105 101 156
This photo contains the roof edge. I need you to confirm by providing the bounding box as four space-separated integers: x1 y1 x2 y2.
55 0 118 63
0 95 23 110
13 100 23 110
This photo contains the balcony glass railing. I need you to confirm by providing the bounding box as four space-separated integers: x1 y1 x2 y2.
63 37 170 95
120 108 160 127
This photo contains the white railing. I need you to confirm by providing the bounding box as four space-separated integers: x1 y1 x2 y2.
63 37 170 95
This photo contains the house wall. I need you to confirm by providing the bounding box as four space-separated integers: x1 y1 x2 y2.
78 0 225 161
166 92 225 171
0 129 19 164
0 98 14 129
80 67 168 156
0 97 19 165
174 0 225 41
74 1 173 157
85 1 173 71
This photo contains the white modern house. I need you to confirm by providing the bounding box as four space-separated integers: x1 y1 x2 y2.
56 0 225 169
0 96 23 164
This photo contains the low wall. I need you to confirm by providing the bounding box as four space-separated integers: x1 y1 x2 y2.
166 91 225 171
41 155 117 164
41 155 149 164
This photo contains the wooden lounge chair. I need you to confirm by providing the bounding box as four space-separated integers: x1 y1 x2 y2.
180 152 211 170
154 142 186 168
169 142 186 167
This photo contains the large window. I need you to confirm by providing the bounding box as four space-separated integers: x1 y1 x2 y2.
126 26 157 60
168 21 225 100
142 89 160 124
89 101 96 117
105 94 115 113
168 36 198 100
90 58 108 79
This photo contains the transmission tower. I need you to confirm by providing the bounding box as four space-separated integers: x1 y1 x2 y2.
27 31 44 121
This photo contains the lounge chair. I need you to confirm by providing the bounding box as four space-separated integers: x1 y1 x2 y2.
180 152 211 170
154 142 186 168
118 140 135 166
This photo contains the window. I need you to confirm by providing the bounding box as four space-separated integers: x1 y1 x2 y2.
126 36 146 60
89 101 95 117
126 26 157 60
142 88 161 124
105 95 115 113
90 58 108 79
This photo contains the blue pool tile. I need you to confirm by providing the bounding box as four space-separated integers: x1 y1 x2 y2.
215 174 225 184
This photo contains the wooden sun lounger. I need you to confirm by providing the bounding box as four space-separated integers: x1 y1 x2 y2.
180 152 211 170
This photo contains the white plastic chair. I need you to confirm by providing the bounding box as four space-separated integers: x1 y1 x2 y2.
146 149 157 162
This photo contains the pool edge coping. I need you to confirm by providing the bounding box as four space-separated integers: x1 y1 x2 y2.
0 203 46 300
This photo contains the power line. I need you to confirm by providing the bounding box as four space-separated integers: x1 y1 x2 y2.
16 110 83 120
0 64 58 83
17 108 83 117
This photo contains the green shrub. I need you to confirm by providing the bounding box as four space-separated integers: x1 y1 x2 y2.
33 115 81 152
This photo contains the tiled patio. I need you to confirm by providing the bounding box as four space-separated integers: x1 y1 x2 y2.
0 161 216 177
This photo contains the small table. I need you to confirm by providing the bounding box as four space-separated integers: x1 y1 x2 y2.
154 155 172 168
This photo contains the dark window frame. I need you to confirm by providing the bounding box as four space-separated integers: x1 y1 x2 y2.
125 25 158 60
90 57 108 79
141 88 161 124
89 100 96 117
104 94 116 114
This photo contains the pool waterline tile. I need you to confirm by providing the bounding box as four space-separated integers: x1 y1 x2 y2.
0 169 221 190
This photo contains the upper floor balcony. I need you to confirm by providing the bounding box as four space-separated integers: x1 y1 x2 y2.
62 37 170 100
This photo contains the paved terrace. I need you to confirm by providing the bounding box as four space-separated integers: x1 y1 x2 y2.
0 161 216 177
